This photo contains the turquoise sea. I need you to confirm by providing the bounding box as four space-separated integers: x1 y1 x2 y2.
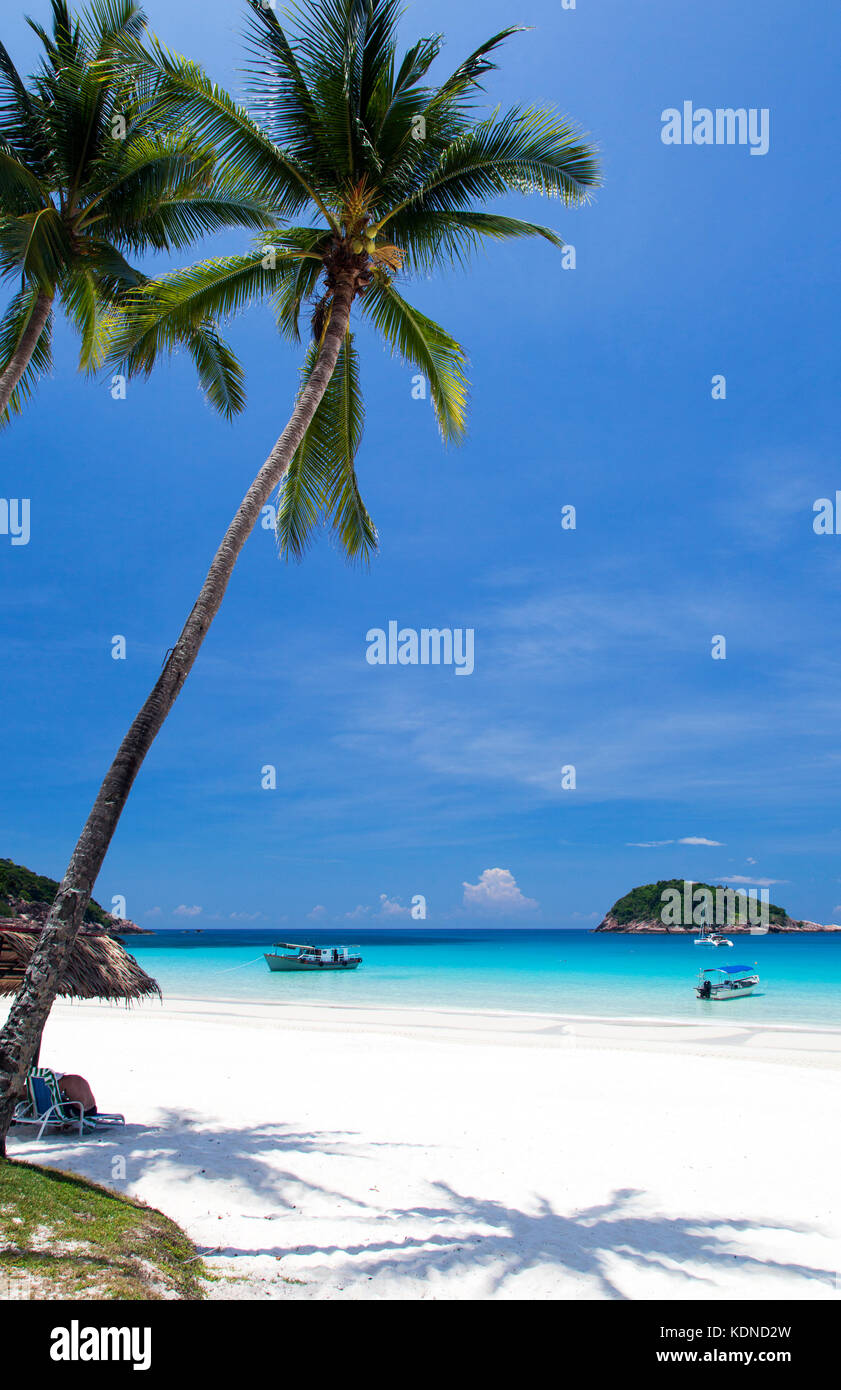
126 929 841 1029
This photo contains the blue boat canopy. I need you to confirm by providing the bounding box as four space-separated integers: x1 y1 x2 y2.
702 964 756 975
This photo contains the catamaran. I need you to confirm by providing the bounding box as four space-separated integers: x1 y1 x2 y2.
695 963 759 1000
693 926 733 946
693 901 732 946
264 942 362 972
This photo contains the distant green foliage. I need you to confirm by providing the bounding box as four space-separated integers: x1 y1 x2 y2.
610 879 788 926
0 859 110 925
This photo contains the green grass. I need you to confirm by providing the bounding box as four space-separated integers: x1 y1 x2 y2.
0 1159 206 1300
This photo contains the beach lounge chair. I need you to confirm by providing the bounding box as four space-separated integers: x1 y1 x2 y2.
12 1068 125 1140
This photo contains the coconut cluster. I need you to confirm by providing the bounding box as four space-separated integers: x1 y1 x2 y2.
350 231 377 256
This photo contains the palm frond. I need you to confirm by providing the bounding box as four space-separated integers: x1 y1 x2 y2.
242 0 326 162
361 273 468 441
377 105 601 234
387 209 562 273
433 26 525 111
183 320 246 419
277 329 376 562
100 190 273 253
115 31 334 225
265 225 334 341
0 40 52 176
83 238 146 299
275 339 333 560
0 148 48 213
80 133 216 222
77 0 147 58
111 251 297 341
60 266 114 372
371 32 441 148
322 328 376 561
0 206 71 288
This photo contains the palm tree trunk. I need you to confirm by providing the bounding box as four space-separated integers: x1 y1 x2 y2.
0 273 357 1155
0 291 53 419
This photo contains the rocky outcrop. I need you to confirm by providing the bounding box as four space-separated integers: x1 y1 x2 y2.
0 897 151 935
594 911 841 934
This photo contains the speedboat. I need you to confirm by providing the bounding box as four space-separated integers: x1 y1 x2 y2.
264 941 362 972
695 964 759 1000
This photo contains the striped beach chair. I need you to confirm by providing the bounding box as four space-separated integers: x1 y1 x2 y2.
12 1068 124 1140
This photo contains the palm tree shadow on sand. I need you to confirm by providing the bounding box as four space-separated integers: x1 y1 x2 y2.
11 1122 835 1298
8 1110 415 1214
268 1183 835 1299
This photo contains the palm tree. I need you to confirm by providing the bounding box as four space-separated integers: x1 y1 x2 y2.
0 0 600 1152
0 0 271 424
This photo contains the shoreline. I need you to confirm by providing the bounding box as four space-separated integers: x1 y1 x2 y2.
66 992 841 1066
152 989 841 1035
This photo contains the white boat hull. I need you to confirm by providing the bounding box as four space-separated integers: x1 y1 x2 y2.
696 983 757 1000
264 954 360 972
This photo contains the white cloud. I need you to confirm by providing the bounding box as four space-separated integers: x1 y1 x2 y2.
627 836 724 848
462 868 538 914
174 904 202 917
307 905 327 920
378 893 410 918
229 912 262 921
719 875 787 887
345 896 410 919
144 906 161 917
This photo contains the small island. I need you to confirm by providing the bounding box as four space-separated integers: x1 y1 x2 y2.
594 879 841 933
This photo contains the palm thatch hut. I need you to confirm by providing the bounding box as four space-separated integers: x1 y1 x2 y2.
0 924 160 1002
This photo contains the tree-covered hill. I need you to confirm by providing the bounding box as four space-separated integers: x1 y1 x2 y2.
605 879 790 928
0 858 111 926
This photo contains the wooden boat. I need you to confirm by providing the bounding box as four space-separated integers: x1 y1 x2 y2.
695 964 759 1000
264 942 362 972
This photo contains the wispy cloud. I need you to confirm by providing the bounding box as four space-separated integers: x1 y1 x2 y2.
717 875 788 887
345 894 411 920
174 904 202 918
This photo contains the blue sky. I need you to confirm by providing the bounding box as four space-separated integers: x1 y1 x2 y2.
2 0 841 930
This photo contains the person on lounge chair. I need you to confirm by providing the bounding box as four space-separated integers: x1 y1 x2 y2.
54 1072 98 1116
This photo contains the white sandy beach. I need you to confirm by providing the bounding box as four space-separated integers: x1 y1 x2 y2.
6 996 840 1300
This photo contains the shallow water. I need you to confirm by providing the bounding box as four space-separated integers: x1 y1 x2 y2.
125 928 841 1029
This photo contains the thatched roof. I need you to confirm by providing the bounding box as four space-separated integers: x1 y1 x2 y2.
0 925 160 1002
